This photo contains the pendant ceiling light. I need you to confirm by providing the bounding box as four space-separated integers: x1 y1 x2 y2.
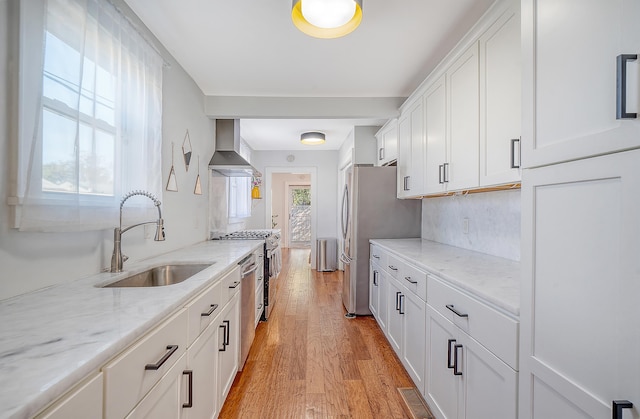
292 0 363 39
300 132 326 145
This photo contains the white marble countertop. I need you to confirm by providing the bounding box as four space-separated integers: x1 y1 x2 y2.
0 240 262 419
370 239 520 317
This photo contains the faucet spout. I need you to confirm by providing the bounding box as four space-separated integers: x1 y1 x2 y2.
110 191 165 273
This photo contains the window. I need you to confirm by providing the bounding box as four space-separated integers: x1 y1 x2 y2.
16 0 163 232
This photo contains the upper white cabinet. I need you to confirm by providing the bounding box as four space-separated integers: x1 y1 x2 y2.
479 3 521 185
446 43 480 191
397 0 521 197
519 149 640 419
521 0 640 168
375 119 398 166
424 76 447 194
397 99 425 198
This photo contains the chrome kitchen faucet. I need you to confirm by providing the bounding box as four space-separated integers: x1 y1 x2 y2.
110 190 165 272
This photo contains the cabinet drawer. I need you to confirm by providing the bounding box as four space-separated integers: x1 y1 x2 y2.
103 308 188 419
221 266 241 309
35 372 103 419
400 263 427 302
370 244 387 268
386 254 402 279
428 275 518 369
186 279 222 346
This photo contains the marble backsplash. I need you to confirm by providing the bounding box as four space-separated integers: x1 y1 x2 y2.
421 189 520 261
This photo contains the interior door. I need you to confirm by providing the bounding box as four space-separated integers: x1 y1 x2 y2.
288 185 311 248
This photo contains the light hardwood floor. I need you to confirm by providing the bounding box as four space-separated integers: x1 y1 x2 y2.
219 248 415 418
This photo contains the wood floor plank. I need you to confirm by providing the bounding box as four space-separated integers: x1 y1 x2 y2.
219 248 420 419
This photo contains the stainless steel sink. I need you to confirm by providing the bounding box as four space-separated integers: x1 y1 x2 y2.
103 263 213 288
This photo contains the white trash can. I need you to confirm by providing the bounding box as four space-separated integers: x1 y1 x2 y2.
316 237 337 272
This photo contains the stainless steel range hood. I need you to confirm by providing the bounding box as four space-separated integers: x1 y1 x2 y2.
209 119 261 177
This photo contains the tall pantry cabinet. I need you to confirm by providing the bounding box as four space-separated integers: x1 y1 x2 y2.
519 1 640 418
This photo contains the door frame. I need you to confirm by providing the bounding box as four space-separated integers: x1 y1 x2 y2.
264 166 318 269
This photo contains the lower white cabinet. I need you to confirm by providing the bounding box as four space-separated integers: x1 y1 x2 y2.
125 353 189 419
35 373 103 419
369 259 388 332
426 306 517 419
184 319 220 419
520 149 640 419
217 291 240 405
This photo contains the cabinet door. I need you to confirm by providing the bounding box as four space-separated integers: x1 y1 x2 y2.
425 306 459 419
479 4 521 186
125 353 188 419
424 76 448 194
401 290 427 395
447 43 480 191
383 120 398 164
458 332 517 419
36 373 103 419
369 262 380 319
397 112 412 198
377 268 389 333
409 99 426 195
386 278 403 355
217 294 240 406
520 150 640 418
522 0 640 168
185 320 219 419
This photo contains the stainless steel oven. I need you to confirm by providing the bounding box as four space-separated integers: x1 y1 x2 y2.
213 229 281 320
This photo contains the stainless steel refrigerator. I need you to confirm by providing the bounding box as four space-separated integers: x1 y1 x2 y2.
340 165 421 316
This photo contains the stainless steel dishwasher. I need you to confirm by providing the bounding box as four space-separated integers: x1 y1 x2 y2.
238 253 257 371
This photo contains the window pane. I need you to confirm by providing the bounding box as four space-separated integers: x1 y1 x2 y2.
42 109 77 193
43 32 80 111
78 125 114 196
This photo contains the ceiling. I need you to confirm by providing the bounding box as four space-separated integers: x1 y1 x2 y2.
124 0 495 150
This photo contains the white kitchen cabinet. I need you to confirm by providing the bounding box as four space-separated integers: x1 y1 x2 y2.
479 3 521 185
401 287 427 394
446 43 480 191
426 306 517 419
519 149 640 419
521 0 640 168
397 99 425 198
217 291 240 405
125 353 188 419
386 276 403 354
369 261 380 320
375 119 398 166
424 75 447 194
104 309 188 419
35 373 103 419
184 319 220 419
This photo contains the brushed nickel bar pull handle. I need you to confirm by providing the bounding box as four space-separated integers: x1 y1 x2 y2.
443 163 450 183
388 265 398 271
395 291 401 311
613 400 633 419
616 54 638 119
447 339 456 369
510 138 521 169
373 270 379 286
182 370 193 408
379 148 385 161
399 294 405 315
404 276 417 284
229 281 240 289
145 345 178 370
201 304 219 317
446 304 468 318
372 254 380 259
439 165 444 184
453 344 463 376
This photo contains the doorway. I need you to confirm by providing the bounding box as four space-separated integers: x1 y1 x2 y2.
287 185 311 248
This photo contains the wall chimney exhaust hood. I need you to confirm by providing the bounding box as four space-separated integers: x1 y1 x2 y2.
208 119 261 177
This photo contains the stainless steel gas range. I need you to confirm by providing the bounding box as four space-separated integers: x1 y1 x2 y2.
213 229 281 320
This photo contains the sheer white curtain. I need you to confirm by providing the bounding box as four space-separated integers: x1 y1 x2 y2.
18 0 163 232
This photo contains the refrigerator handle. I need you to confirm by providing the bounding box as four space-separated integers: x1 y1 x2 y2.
340 252 352 265
341 183 349 240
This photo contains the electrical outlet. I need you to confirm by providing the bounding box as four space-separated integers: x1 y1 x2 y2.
463 218 469 234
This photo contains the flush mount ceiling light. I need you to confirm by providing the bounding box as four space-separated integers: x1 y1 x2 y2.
300 131 326 145
292 0 363 39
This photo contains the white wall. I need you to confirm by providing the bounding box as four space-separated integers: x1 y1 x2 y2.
0 0 214 300
421 189 521 261
245 150 338 268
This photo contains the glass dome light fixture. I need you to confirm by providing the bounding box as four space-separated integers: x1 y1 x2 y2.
300 131 326 145
291 0 363 39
